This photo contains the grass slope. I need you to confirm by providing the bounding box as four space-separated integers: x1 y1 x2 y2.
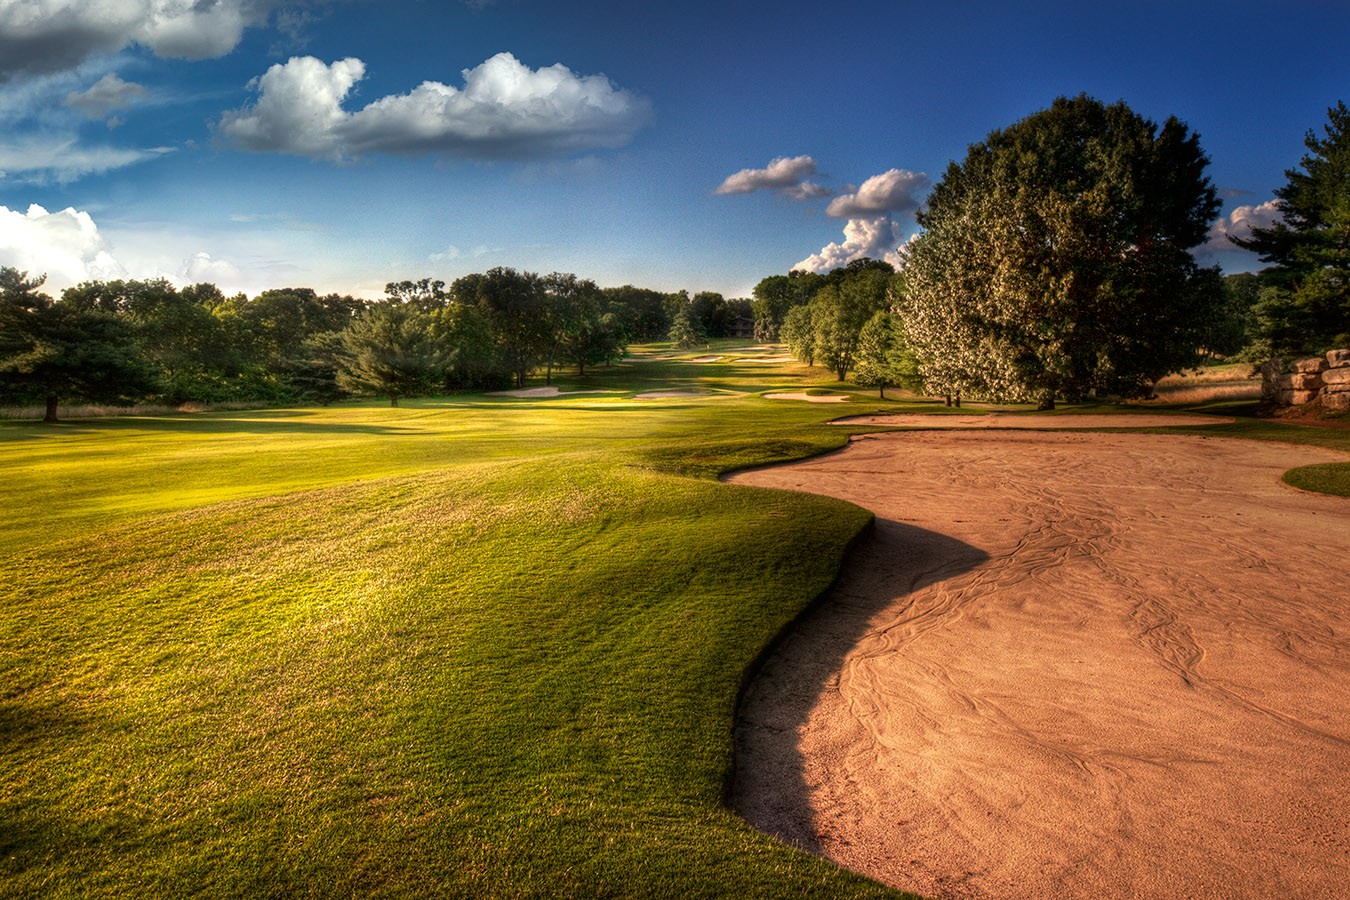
5 349 1346 900
1 354 923 899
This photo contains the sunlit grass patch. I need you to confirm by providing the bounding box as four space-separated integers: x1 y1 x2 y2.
0 385 904 899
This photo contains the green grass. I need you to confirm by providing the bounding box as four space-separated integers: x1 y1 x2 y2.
1283 462 1350 496
4 350 1347 900
1 353 923 900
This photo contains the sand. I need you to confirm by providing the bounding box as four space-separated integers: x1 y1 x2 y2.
765 392 850 403
829 412 1233 428
728 430 1350 900
736 356 797 363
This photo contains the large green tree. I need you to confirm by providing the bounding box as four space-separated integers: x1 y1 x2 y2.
1231 101 1350 356
810 266 890 381
854 310 921 399
455 268 550 388
899 94 1224 407
335 301 445 406
0 268 154 421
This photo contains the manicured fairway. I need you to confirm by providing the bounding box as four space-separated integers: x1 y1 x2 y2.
0 356 919 900
4 350 1346 900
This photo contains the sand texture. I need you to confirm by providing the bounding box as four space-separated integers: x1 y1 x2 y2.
765 392 850 403
829 413 1233 428
728 431 1350 900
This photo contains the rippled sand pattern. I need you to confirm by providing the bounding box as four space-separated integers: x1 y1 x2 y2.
729 431 1350 900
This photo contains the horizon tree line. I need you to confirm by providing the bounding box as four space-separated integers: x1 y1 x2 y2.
0 266 759 420
4 97 1345 420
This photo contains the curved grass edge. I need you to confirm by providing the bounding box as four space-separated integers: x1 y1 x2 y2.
1282 462 1350 497
719 514 876 809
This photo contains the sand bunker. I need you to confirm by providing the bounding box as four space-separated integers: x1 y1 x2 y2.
486 386 613 398
736 356 796 363
729 431 1350 900
764 392 850 403
830 412 1232 428
688 356 723 363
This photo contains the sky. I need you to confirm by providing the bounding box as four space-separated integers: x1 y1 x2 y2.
1 0 1348 302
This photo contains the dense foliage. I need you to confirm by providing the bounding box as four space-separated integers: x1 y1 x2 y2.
899 94 1225 407
0 265 759 419
1231 101 1350 357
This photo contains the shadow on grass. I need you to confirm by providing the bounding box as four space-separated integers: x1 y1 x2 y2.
730 518 989 854
0 416 420 438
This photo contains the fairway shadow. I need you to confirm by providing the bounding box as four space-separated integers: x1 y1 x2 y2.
2 417 421 437
730 518 988 854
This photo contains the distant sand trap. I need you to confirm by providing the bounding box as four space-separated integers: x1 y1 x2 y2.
486 386 614 398
831 412 1232 428
764 392 849 403
634 390 702 399
729 431 1350 900
688 356 723 363
736 356 795 363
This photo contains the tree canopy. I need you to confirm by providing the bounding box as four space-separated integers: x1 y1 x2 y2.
1231 101 1350 356
899 94 1225 407
0 268 155 421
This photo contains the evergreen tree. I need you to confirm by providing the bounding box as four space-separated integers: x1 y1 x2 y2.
1231 101 1350 355
0 268 154 421
336 302 445 406
667 303 706 349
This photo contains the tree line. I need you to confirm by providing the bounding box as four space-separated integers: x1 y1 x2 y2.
760 96 1348 408
0 268 753 420
4 97 1344 419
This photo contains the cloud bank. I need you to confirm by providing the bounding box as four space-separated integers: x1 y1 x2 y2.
0 203 126 290
217 52 652 161
794 216 906 273
714 155 828 199
0 0 273 81
793 168 929 273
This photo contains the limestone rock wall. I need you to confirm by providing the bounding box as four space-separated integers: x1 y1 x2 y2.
1262 349 1350 409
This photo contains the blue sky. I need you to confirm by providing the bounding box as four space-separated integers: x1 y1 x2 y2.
1 0 1347 301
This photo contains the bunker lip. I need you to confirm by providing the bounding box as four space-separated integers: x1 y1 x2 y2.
728 430 1350 900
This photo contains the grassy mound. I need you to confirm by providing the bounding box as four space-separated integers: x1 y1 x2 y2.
0 389 912 899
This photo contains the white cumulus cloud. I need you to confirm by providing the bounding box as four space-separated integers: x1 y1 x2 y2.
1203 199 1283 254
825 168 929 218
217 52 652 161
64 72 150 118
182 250 241 284
714 155 827 199
0 0 273 81
0 203 127 291
794 216 905 273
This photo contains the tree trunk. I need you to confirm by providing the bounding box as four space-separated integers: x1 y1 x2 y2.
879 385 886 399
390 393 399 408
44 395 58 423
954 391 961 408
